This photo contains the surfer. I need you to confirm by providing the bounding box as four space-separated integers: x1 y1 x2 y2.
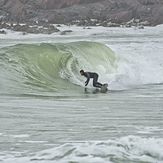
80 70 103 88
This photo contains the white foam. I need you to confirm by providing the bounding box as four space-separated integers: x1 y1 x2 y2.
0 136 163 163
105 25 163 89
1 24 162 40
11 134 30 138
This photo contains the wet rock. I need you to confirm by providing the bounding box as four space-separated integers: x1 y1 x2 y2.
22 32 27 35
0 22 10 29
138 25 144 29
105 22 121 27
60 30 73 35
56 24 62 27
0 30 6 34
139 20 150 26
0 23 60 34
13 24 29 31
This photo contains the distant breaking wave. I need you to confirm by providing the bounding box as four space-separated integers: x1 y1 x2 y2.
0 41 117 94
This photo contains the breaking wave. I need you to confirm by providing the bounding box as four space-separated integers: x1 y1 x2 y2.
0 41 117 94
1 136 163 163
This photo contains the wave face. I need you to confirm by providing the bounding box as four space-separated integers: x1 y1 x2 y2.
0 41 117 94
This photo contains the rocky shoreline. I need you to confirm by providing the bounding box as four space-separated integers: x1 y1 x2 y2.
0 22 60 34
0 18 151 35
0 0 163 34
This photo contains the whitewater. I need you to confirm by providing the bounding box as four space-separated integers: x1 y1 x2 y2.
0 25 163 163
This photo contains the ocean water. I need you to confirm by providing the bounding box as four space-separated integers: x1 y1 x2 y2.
0 25 163 163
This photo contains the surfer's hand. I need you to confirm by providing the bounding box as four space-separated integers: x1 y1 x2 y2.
85 81 88 86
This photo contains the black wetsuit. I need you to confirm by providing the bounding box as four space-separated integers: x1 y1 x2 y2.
83 72 103 88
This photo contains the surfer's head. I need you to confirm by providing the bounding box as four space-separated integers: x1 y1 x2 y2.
80 70 84 75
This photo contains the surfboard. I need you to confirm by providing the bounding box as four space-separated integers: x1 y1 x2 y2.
84 83 108 94
100 83 108 93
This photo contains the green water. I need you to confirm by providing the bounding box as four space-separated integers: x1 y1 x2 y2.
0 41 116 94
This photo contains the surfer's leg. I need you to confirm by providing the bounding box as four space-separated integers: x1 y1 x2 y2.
95 83 103 88
93 74 102 88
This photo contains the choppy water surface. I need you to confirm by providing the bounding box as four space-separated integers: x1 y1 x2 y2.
0 25 163 163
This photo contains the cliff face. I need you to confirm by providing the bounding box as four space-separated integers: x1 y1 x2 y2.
0 0 163 25
28 0 102 9
26 0 81 9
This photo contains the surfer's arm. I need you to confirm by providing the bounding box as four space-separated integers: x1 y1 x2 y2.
85 73 90 86
85 78 90 86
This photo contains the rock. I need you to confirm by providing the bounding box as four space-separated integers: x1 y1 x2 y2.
56 24 62 27
0 0 163 26
0 30 7 34
151 6 163 25
138 25 144 29
13 24 29 31
60 30 73 35
83 27 92 29
11 23 60 34
2 0 24 20
105 22 121 27
109 10 134 24
0 22 10 29
22 32 27 35
139 20 150 26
